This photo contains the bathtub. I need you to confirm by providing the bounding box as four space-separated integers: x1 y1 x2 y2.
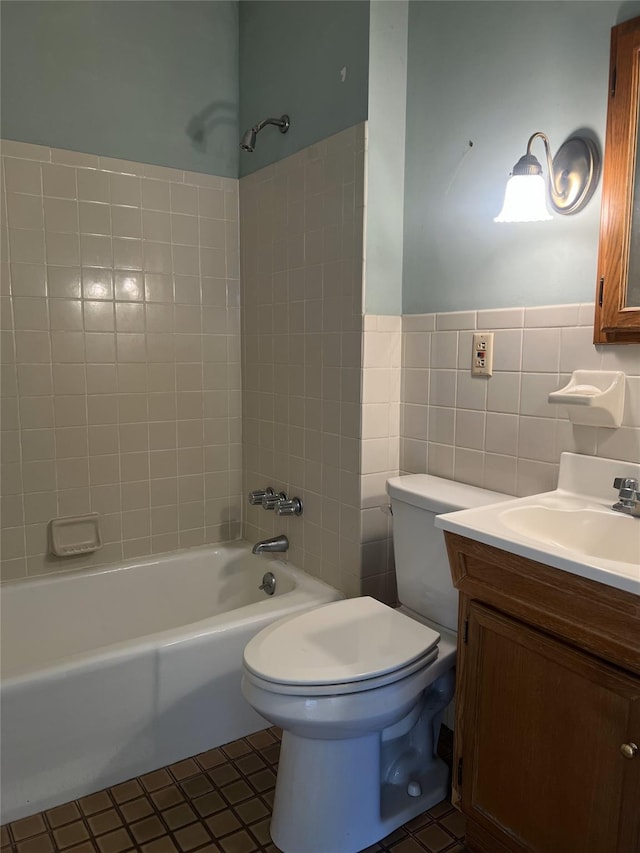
0 542 342 823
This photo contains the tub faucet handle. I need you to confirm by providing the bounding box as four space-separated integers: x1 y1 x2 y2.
275 497 303 516
262 491 286 510
249 487 274 506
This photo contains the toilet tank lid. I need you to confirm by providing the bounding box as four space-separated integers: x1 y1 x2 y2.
386 474 511 514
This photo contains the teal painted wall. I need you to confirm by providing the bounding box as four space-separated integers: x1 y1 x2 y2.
364 1 408 316
238 1 369 177
402 1 640 314
0 0 239 177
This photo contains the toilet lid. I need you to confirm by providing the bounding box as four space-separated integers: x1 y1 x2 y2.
243 597 440 687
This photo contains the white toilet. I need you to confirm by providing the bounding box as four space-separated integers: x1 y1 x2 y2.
242 474 507 853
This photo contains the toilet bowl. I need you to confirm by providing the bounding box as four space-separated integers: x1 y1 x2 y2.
242 597 457 853
241 474 509 853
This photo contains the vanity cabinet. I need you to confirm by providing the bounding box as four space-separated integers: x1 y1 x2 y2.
444 532 640 853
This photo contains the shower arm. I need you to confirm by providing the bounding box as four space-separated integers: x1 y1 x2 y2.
253 116 290 135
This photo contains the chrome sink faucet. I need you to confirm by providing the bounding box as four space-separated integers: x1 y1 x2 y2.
252 534 289 555
612 478 640 517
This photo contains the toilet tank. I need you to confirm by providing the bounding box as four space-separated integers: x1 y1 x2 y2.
386 475 509 632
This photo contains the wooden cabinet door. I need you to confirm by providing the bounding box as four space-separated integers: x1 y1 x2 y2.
460 602 640 853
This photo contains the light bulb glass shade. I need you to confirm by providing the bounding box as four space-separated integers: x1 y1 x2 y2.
494 174 553 222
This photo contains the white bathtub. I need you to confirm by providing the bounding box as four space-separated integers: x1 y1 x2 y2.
0 542 342 823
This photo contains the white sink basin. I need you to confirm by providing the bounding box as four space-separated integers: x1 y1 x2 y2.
435 453 640 596
499 504 639 566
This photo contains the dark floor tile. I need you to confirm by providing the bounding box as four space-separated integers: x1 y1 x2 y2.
15 835 54 853
246 769 276 794
232 754 265 777
233 800 269 826
191 791 226 819
247 818 271 846
194 749 225 772
150 787 184 812
220 741 251 761
180 775 213 800
216 829 257 853
244 731 275 750
260 790 275 810
139 839 177 853
205 810 241 840
94 827 134 853
414 823 457 853
162 804 197 832
140 770 172 794
66 842 97 853
173 822 211 852
207 765 239 788
52 822 90 850
45 804 81 830
86 811 122 838
257 745 280 767
439 810 466 839
220 781 252 807
10 815 46 842
390 838 428 852
109 781 143 806
426 801 455 820
129 816 166 845
78 793 113 818
405 812 433 833
381 827 408 847
119 797 154 824
168 760 199 782
2 728 465 853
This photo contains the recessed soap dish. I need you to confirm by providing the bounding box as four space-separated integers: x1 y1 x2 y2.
548 370 625 428
49 514 102 557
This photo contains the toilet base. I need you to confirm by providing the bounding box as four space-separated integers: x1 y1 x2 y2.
270 729 450 853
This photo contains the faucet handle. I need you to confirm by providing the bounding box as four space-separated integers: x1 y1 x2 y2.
262 491 286 510
248 487 274 506
275 497 303 516
613 477 639 498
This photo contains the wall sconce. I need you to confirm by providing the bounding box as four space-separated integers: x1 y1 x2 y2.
494 132 600 222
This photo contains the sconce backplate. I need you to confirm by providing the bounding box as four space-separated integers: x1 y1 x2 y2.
550 136 600 215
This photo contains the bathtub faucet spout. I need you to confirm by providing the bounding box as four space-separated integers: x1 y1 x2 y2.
252 534 289 555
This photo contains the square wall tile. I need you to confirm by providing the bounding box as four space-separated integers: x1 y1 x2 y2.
2 140 241 580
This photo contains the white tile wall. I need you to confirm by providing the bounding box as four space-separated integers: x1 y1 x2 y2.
360 315 401 603
400 305 640 496
240 125 368 599
0 140 241 581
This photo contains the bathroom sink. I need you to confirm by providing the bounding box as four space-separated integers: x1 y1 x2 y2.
498 504 639 565
435 453 640 596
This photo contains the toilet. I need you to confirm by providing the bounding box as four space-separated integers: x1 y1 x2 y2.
241 474 508 853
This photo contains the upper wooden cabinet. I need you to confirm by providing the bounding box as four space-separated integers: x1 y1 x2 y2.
594 16 640 344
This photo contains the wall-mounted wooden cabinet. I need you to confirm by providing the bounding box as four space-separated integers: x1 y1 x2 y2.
444 532 640 853
594 16 640 344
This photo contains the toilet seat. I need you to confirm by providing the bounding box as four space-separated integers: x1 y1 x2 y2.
243 597 441 696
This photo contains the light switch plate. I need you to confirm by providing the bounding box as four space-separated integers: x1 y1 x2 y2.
471 332 494 376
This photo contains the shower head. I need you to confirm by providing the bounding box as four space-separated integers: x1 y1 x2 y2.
240 114 290 152
240 128 257 152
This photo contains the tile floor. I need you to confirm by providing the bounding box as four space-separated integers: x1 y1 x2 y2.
1 727 467 853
